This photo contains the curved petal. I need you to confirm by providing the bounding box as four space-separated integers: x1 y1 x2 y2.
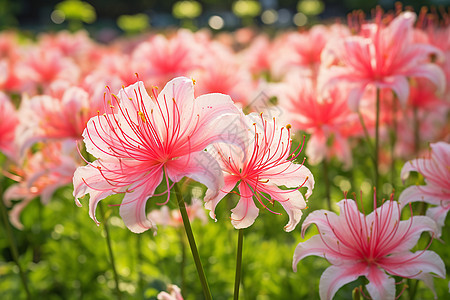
399 185 446 208
7 196 34 230
383 216 438 253
190 97 247 152
426 206 449 237
319 263 367 300
407 64 446 96
347 83 369 111
266 162 315 199
301 209 340 238
365 265 395 300
230 183 259 229
204 175 237 221
379 76 409 106
166 150 224 194
379 251 445 282
293 235 330 272
119 169 164 233
261 184 307 232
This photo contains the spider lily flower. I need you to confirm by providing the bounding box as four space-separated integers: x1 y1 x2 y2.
16 84 102 155
320 11 445 111
73 77 245 233
4 142 80 229
278 75 361 168
293 196 445 300
400 141 450 237
204 112 314 231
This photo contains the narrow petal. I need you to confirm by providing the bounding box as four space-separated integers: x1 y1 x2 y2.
166 150 224 194
347 83 369 111
190 97 247 152
365 265 395 300
8 196 34 230
293 235 331 272
119 169 164 233
379 76 409 106
230 183 259 229
301 209 340 238
379 251 445 282
319 264 367 300
399 185 446 208
407 64 446 96
204 175 237 221
266 162 315 199
383 216 438 253
426 206 448 237
261 185 307 232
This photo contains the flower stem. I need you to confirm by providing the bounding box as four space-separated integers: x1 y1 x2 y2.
0 177 32 299
358 111 376 165
234 229 244 300
389 95 397 185
178 228 187 298
99 203 122 300
173 182 211 300
374 88 381 199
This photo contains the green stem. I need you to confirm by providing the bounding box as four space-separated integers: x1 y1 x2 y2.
374 88 381 200
178 229 186 298
409 279 419 300
358 112 374 153
234 229 244 300
390 96 398 186
0 177 32 299
99 203 122 300
322 158 332 211
174 183 211 300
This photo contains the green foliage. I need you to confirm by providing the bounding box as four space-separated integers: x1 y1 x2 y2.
1 136 449 299
117 14 150 35
55 0 96 24
172 1 202 19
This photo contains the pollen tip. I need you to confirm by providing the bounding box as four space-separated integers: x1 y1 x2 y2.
286 124 292 130
192 78 196 85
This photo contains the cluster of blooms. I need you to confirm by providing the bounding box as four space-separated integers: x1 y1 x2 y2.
0 7 448 299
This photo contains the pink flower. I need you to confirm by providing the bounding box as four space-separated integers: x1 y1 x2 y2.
293 197 445 300
18 47 80 89
192 42 256 106
272 24 350 78
132 31 201 88
157 284 183 300
16 84 101 153
399 142 450 236
204 113 314 231
4 142 80 229
73 77 244 233
0 92 19 160
320 12 445 110
278 75 361 168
